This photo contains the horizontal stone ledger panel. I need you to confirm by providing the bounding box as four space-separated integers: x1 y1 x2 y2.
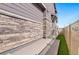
0 14 43 53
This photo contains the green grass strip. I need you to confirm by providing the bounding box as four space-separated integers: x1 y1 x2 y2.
56 34 69 55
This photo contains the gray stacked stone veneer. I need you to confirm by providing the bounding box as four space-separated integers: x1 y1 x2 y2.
0 14 43 46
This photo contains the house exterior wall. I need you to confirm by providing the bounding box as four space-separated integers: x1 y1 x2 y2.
52 21 58 37
43 3 57 38
0 3 43 22
0 3 57 53
44 3 56 15
0 14 43 53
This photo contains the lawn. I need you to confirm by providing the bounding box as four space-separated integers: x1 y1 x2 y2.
56 34 69 55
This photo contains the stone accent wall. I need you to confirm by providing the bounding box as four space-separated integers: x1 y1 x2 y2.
43 17 53 38
46 19 53 37
0 14 43 53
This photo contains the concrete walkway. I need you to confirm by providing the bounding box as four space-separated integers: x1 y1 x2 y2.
0 39 54 55
45 40 60 55
0 39 60 55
